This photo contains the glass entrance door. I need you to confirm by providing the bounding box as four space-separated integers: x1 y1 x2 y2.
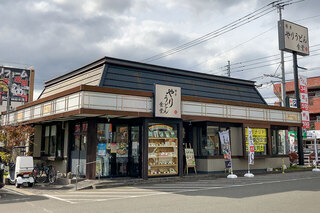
113 126 129 176
96 123 112 177
71 122 87 177
96 124 141 178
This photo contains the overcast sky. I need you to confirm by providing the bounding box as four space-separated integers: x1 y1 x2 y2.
0 0 319 103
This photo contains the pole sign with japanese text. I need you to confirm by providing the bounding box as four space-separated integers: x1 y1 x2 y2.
299 76 310 129
0 66 32 103
154 84 181 118
278 20 309 56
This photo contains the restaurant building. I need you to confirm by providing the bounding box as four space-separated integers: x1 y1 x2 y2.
1 57 302 179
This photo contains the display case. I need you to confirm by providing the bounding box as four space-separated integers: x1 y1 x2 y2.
148 124 178 176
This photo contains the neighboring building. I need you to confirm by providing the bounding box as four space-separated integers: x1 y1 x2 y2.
1 57 301 180
274 76 320 130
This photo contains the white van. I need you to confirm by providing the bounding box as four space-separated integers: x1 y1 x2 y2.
8 156 34 188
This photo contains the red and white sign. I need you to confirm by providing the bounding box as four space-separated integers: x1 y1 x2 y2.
301 103 309 111
299 76 309 129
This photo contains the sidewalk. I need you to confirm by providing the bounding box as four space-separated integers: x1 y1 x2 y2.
16 167 315 192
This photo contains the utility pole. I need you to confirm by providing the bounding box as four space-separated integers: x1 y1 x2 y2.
227 60 231 77
277 4 286 107
6 70 12 125
0 67 4 106
293 52 304 165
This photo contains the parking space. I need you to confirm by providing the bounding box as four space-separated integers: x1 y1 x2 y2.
0 187 31 204
40 171 320 204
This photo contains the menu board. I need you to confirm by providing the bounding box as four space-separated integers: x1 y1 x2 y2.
185 148 195 166
245 128 267 154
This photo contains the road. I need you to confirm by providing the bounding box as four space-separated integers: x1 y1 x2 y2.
0 171 320 213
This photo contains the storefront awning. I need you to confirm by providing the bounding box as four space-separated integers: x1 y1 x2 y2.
1 85 302 126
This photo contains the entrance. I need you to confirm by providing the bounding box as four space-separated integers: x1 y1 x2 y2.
70 122 88 177
96 123 141 178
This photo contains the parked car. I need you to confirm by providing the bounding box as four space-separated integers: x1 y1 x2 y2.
7 156 34 188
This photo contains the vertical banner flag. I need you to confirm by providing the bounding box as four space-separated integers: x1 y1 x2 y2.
248 127 255 165
299 76 310 129
219 130 232 168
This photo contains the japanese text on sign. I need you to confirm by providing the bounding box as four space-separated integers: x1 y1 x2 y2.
155 84 181 118
0 67 31 103
278 20 309 56
245 128 267 153
299 76 310 129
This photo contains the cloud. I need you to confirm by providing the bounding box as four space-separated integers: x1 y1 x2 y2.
0 0 319 104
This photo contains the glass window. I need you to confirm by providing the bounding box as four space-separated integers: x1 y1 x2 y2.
198 125 229 157
245 128 267 156
44 126 50 155
272 130 289 155
50 125 57 156
42 124 60 157
205 126 220 156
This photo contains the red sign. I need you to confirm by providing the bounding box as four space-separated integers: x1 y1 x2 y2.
299 85 307 94
250 146 255 152
301 103 309 111
302 121 310 129
299 76 309 129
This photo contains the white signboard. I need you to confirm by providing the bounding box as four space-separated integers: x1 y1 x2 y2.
278 20 309 56
155 84 181 118
307 130 320 139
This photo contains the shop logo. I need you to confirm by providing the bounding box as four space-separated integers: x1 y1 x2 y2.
155 84 181 118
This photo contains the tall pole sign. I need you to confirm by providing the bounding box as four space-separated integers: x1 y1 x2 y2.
299 76 310 129
278 19 309 165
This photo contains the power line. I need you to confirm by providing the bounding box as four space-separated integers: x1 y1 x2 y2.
205 12 320 73
216 45 320 72
219 48 320 74
141 1 282 63
189 1 315 72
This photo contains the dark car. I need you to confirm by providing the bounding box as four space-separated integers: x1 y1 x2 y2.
0 156 4 188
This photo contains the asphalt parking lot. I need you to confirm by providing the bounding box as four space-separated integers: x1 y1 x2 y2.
1 171 320 213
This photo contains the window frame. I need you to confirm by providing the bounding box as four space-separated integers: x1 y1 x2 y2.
195 122 241 158
271 127 289 156
41 123 63 158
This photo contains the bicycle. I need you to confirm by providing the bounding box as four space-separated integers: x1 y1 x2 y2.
33 164 57 184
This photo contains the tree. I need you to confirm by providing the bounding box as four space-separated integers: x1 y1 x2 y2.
0 125 34 163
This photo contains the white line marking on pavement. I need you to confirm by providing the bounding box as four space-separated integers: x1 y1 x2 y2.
0 198 30 203
94 176 320 202
2 187 25 196
138 186 217 189
43 176 320 205
44 194 76 204
69 191 164 194
43 208 53 213
58 195 134 197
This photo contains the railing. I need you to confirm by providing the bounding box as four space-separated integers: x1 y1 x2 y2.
75 160 101 191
